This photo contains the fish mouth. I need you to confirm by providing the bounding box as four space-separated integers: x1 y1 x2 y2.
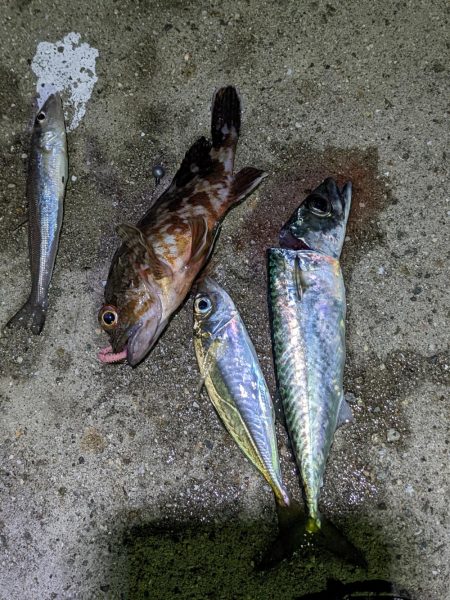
127 318 167 367
97 324 149 367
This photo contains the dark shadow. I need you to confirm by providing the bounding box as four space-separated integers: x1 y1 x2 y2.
102 509 415 600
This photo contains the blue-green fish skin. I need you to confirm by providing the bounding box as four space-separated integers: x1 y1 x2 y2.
269 178 352 532
6 94 68 334
269 248 346 529
193 277 289 507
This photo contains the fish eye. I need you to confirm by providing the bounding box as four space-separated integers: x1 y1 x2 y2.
99 305 119 330
307 195 331 217
37 112 46 122
194 296 212 315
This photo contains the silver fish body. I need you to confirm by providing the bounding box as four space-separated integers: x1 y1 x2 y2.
268 248 347 528
194 277 289 507
7 94 68 334
268 178 352 534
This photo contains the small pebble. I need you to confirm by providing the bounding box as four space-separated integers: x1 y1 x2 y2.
152 164 165 185
16 356 23 364
71 175 77 182
387 428 400 442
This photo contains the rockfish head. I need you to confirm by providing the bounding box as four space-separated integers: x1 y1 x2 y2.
97 246 165 367
193 276 236 339
279 178 352 258
34 93 66 150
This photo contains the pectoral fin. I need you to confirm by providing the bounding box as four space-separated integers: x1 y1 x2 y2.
230 167 268 206
336 395 353 428
294 256 308 301
188 216 209 264
116 223 145 247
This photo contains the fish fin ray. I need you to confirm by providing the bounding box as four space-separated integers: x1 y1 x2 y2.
211 86 241 148
116 223 147 248
258 503 366 570
200 223 222 268
188 216 209 264
336 394 353 428
5 299 47 335
172 136 214 189
229 167 268 206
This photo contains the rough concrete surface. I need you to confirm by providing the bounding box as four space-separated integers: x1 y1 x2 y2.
0 1 449 599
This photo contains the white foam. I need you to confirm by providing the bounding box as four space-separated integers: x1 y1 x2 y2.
31 32 99 131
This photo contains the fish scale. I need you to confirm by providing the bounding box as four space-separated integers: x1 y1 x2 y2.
269 247 346 529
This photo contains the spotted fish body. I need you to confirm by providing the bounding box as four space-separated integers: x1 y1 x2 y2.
268 178 353 533
99 87 267 366
6 94 68 334
269 249 347 528
193 277 290 507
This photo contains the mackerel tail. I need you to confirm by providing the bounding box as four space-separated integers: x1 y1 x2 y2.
262 245 366 569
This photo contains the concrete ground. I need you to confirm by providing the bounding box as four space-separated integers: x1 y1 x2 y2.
0 1 448 598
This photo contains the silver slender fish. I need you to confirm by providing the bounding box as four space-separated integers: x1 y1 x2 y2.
6 94 68 334
267 178 365 566
193 277 290 508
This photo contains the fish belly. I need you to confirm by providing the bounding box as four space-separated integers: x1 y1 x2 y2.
268 248 346 522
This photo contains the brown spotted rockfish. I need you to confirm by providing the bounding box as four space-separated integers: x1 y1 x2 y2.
98 86 267 366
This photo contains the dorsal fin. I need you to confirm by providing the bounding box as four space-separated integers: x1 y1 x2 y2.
172 136 213 188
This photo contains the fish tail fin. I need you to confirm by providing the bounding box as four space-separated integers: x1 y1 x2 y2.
211 85 241 149
316 514 367 568
258 501 366 570
229 167 268 206
257 498 308 570
5 299 47 335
